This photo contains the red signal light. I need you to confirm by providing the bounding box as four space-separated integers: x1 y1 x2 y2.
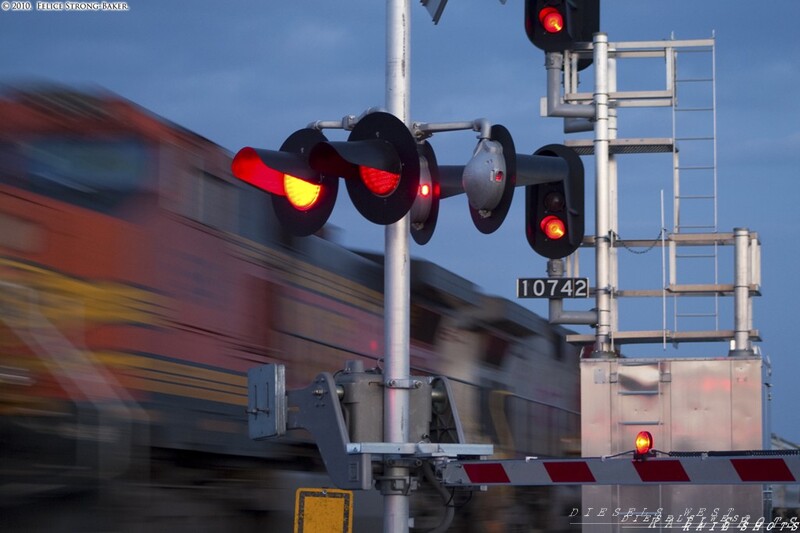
232 148 323 211
411 142 440 245
232 129 337 237
231 147 285 196
359 165 401 196
635 431 654 456
541 215 566 239
538 6 564 33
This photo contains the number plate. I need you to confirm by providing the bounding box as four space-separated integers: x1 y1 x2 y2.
516 278 590 299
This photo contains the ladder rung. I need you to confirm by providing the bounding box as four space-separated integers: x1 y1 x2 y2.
676 225 717 230
566 329 761 346
676 136 714 141
675 107 714 112
667 284 736 295
676 313 717 318
675 253 716 259
678 48 714 54
564 138 674 155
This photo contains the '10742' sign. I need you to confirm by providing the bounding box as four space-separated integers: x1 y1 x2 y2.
516 278 590 299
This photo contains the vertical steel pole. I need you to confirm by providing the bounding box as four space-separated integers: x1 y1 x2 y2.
384 0 411 531
608 56 619 335
731 227 753 356
593 33 613 355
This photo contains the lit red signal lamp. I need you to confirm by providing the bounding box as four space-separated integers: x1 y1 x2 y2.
634 430 655 460
524 144 584 259
309 112 420 226
233 147 325 209
540 215 566 240
540 190 567 239
359 166 401 197
410 141 441 245
231 129 338 237
525 0 599 70
538 6 564 33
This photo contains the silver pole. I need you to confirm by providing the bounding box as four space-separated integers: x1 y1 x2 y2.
384 0 411 531
731 227 752 356
608 55 619 336
593 33 613 356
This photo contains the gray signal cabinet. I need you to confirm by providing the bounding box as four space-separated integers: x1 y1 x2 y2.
580 356 770 531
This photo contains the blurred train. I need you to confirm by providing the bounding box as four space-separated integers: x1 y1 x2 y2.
0 85 581 532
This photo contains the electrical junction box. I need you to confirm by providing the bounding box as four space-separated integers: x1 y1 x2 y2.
580 356 770 531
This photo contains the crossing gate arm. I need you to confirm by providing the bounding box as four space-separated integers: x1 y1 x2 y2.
438 450 800 487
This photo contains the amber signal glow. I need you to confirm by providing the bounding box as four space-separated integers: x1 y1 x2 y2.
635 431 654 455
284 174 322 211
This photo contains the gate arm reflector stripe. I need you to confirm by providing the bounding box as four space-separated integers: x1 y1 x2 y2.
441 454 800 486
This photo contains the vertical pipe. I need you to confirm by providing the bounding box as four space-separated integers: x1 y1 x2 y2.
608 56 619 336
661 190 667 349
593 33 613 356
750 236 760 339
386 0 410 122
384 0 411 531
731 227 752 356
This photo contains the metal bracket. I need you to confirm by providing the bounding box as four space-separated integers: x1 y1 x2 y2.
430 376 467 444
248 365 371 490
286 372 373 491
385 378 423 390
376 471 418 496
346 442 493 457
246 364 286 439
246 364 494 492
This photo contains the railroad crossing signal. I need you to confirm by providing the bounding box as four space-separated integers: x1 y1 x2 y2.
443 124 581 239
525 0 599 69
461 125 516 234
410 141 441 245
525 0 599 51
525 143 585 259
232 129 338 237
233 114 585 249
232 111 420 235
310 112 420 225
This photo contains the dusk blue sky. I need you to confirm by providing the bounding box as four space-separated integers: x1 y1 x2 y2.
2 1 799 442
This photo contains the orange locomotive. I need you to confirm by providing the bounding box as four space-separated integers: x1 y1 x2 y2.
0 86 579 532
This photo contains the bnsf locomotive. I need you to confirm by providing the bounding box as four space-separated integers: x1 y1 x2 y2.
0 85 580 532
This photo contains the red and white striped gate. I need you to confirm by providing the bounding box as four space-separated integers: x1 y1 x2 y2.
440 452 800 487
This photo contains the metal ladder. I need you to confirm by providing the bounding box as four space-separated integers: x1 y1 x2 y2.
562 37 760 351
669 39 720 332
